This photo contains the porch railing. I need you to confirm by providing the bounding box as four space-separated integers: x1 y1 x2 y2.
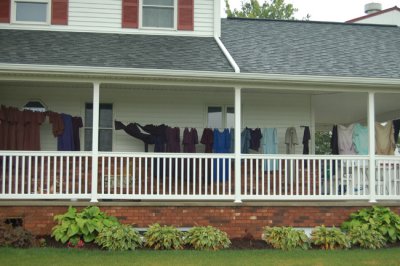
0 151 399 202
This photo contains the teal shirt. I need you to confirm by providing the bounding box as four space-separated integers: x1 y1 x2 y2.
352 123 369 155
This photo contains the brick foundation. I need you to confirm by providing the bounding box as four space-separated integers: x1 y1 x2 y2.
1 205 400 239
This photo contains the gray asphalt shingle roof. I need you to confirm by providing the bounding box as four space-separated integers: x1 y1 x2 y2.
0 29 233 72
221 18 400 79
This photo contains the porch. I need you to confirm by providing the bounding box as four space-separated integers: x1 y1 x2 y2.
1 77 400 204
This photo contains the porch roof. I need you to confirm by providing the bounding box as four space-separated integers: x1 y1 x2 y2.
0 29 234 73
221 18 400 79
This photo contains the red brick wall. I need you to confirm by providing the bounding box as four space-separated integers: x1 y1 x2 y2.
1 206 399 239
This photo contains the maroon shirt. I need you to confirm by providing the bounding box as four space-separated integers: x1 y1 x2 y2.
166 127 180 153
182 128 198 153
200 128 213 153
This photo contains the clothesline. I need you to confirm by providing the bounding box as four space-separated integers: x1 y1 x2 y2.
114 120 311 131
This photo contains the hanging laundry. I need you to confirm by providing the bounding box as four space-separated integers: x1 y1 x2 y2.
72 117 83 151
352 123 368 155
375 122 395 155
249 128 262 151
47 111 64 137
200 128 213 153
331 125 339 155
285 127 298 154
23 110 46 150
182 128 198 153
57 114 75 151
337 124 356 155
114 121 155 152
0 106 5 150
213 129 231 181
166 127 180 153
393 119 400 144
262 128 278 170
302 126 311 155
230 128 235 153
241 128 251 154
6 106 18 150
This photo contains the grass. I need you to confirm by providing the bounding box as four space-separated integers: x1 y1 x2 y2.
1 248 400 266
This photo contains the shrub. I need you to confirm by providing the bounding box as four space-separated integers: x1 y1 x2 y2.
95 224 142 251
311 225 350 250
262 226 309 250
341 206 400 243
185 226 231 250
0 220 35 248
144 223 183 250
348 225 386 249
51 206 120 246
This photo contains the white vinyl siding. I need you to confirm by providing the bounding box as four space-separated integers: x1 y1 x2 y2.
1 0 215 36
0 84 312 154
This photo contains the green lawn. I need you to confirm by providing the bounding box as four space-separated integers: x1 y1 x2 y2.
1 247 400 266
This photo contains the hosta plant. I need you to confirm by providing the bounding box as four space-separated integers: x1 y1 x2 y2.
185 226 231 250
341 206 400 243
95 224 142 251
144 223 183 250
262 226 309 250
51 206 119 246
348 225 386 249
311 225 350 250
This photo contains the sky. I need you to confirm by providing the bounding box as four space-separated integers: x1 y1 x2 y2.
223 0 400 22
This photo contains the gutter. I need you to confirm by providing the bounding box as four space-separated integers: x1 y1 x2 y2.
1 63 400 88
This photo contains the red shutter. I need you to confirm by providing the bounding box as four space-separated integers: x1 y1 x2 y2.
0 0 10 23
122 0 138 28
178 0 194 31
51 0 68 25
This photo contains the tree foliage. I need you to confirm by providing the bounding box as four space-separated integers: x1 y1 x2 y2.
225 0 299 20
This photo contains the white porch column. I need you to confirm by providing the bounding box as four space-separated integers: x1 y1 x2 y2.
368 91 376 203
90 82 100 203
234 87 242 203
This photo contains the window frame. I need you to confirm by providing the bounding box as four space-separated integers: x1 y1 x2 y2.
11 0 51 25
139 0 177 30
206 105 235 129
84 103 114 152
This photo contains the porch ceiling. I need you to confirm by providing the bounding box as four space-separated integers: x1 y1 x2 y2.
314 92 400 126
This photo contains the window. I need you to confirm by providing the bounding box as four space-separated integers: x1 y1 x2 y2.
142 0 174 28
207 106 235 129
12 0 50 23
84 103 113 152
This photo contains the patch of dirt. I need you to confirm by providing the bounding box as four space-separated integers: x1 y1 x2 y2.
230 238 269 249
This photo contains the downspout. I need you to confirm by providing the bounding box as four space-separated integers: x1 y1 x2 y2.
214 36 240 73
214 0 240 73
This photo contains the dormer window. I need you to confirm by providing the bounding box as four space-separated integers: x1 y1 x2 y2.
12 0 50 24
142 0 175 29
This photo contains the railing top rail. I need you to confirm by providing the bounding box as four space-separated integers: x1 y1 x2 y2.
98 152 235 159
240 154 370 160
0 151 93 156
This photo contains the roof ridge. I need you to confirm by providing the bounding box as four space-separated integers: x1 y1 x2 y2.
223 17 398 28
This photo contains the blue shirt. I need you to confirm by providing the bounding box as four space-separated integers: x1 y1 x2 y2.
352 123 368 155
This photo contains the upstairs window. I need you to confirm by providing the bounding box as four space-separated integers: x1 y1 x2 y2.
12 0 50 24
142 0 174 28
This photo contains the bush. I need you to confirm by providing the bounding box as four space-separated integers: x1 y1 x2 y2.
341 206 400 243
185 226 231 250
311 225 350 250
51 206 120 246
144 223 183 250
95 224 142 251
348 225 386 249
0 221 35 248
262 226 309 250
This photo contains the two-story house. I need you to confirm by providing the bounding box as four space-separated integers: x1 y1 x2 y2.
0 0 399 238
